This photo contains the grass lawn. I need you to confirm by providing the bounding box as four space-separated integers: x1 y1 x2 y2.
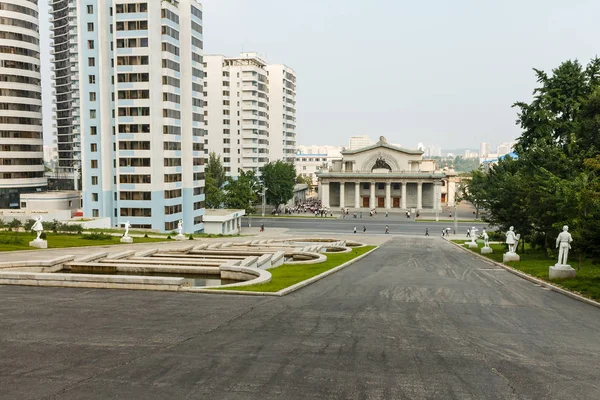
219 245 376 292
86 228 240 238
0 231 169 252
454 240 600 301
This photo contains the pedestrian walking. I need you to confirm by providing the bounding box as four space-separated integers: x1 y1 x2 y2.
425 228 429 236
353 226 357 234
260 223 265 232
385 210 389 217
385 225 389 234
466 228 471 238
360 212 363 218
363 225 366 233
441 229 445 237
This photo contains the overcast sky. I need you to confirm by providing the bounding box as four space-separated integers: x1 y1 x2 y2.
41 0 600 150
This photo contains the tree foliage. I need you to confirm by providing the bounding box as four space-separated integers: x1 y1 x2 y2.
260 161 297 206
224 170 259 214
205 152 226 209
296 174 313 192
463 58 600 260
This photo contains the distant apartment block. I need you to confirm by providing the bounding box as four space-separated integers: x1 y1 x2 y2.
0 0 48 208
349 135 373 150
204 52 297 176
56 0 206 232
295 145 343 185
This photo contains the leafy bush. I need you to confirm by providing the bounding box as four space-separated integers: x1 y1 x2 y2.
23 219 36 232
81 233 113 241
167 235 172 240
0 218 5 228
9 219 22 230
0 235 23 245
188 234 194 240
144 233 149 238
40 232 47 240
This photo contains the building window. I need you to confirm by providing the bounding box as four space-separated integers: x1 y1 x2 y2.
89 92 96 101
87 22 94 31
91 160 98 169
87 40 94 49
92 193 98 202
89 75 95 84
90 126 97 135
87 5 93 13
90 143 97 152
92 209 99 217
88 57 95 67
91 176 98 185
90 110 96 118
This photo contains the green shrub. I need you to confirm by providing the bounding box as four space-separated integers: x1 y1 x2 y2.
23 219 35 232
9 219 22 230
144 233 149 238
188 234 194 240
39 232 47 240
0 235 23 245
81 232 113 241
167 235 172 240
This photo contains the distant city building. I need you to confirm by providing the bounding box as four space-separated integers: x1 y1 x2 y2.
204 52 296 176
295 145 343 185
496 142 516 156
0 0 48 208
69 0 206 232
43 145 58 168
479 142 490 158
463 150 479 159
349 135 373 150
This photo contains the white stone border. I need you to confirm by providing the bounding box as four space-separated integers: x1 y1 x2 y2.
196 246 379 297
446 239 600 309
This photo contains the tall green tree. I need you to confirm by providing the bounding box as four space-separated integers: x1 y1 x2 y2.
224 170 259 214
205 152 226 209
458 169 488 219
260 161 296 206
295 174 313 193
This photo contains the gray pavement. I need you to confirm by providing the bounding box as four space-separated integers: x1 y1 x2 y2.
1 237 599 399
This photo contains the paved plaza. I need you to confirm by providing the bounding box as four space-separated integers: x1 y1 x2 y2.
1 236 599 399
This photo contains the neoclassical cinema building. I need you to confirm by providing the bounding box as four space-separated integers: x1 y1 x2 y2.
316 137 458 211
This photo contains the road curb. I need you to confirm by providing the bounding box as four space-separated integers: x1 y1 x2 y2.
445 239 600 309
198 246 379 297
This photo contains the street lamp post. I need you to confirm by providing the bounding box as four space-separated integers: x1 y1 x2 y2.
248 200 252 228
261 187 268 217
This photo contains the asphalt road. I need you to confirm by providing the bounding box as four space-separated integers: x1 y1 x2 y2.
1 238 599 399
246 215 484 236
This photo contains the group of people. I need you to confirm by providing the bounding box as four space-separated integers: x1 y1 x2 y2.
352 224 391 234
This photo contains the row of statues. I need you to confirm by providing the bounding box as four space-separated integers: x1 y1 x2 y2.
503 225 573 266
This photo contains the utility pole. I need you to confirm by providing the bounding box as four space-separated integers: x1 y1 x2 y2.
248 200 252 227
261 187 268 217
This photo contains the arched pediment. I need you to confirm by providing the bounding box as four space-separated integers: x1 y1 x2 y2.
361 152 401 172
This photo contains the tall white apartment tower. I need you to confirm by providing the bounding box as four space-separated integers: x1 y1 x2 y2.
204 53 271 176
480 142 490 158
0 0 47 208
74 0 205 232
265 64 296 162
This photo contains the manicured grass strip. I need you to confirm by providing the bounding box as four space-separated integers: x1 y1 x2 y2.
453 240 600 301
220 245 376 292
0 231 169 252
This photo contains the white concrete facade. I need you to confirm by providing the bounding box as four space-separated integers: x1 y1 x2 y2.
0 0 48 207
74 0 205 232
203 209 245 235
265 64 296 162
295 144 343 185
348 135 373 150
316 137 458 210
204 53 296 176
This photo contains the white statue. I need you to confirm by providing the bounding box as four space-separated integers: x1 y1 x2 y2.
123 221 131 238
177 220 183 236
470 226 479 244
31 216 43 240
505 226 520 254
556 225 573 266
482 229 489 247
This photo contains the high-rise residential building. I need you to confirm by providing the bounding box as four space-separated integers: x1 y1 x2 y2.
349 135 372 150
265 64 296 162
496 142 515 156
57 0 205 232
0 0 47 208
480 142 490 158
49 0 80 190
204 52 296 176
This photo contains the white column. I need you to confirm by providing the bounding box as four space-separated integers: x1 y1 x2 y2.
417 182 423 210
385 182 391 209
341 162 345 172
401 182 407 209
321 182 330 208
355 182 360 208
369 182 375 209
339 182 345 209
432 182 439 211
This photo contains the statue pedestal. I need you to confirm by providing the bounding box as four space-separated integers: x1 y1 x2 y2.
175 234 186 241
467 242 478 249
29 239 47 249
503 252 520 262
481 246 493 254
120 236 133 243
549 264 576 279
